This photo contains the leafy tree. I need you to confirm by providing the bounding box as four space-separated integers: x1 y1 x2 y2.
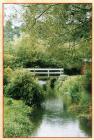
4 20 21 49
21 4 91 69
22 4 91 43
4 20 14 43
4 4 92 70
6 70 44 107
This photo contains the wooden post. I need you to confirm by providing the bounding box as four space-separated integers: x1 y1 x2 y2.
60 70 62 76
48 69 49 77
34 69 35 75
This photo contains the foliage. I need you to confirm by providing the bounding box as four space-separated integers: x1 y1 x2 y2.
80 92 90 113
4 54 20 69
84 67 91 92
4 20 20 45
23 4 91 41
4 4 91 70
4 97 33 137
6 98 13 105
4 4 92 137
15 35 60 68
55 75 83 104
6 69 44 107
4 67 13 96
4 20 14 44
20 4 91 69
55 75 91 119
13 34 90 69
4 67 13 85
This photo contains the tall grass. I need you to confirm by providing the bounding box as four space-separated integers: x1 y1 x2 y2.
4 97 33 137
55 75 91 119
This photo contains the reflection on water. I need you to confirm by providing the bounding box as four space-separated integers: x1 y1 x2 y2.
79 117 92 136
29 97 91 137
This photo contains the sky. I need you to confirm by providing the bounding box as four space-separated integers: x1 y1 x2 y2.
4 4 23 27
4 4 48 27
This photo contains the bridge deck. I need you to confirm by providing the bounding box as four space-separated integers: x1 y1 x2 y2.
25 68 64 78
26 68 63 71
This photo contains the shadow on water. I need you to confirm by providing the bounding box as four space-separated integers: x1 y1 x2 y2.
28 80 92 137
28 107 45 134
28 94 91 137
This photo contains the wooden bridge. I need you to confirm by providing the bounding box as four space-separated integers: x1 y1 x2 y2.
25 68 64 79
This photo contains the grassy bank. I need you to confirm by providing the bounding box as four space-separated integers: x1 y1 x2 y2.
4 69 45 137
4 97 33 137
55 75 91 120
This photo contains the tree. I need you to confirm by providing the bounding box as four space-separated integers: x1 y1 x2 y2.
21 4 91 69
22 4 91 43
4 20 21 48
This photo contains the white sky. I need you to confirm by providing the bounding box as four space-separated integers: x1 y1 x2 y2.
4 4 23 27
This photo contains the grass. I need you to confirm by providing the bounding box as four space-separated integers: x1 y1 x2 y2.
4 97 33 137
55 75 91 120
4 75 92 137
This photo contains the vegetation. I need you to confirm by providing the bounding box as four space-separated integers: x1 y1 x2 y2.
4 3 92 137
4 69 44 107
4 4 91 70
55 74 91 119
4 97 33 137
21 3 91 70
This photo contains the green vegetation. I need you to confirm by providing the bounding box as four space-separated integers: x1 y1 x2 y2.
4 4 91 70
4 3 92 137
4 97 33 137
4 69 44 107
4 67 13 85
21 4 91 70
55 75 91 119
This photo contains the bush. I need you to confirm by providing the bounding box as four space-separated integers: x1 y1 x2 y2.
55 75 91 119
80 92 91 113
4 67 13 85
6 69 44 107
84 68 91 92
4 97 33 137
7 99 13 106
55 75 85 105
55 75 67 91
4 54 22 69
4 67 13 96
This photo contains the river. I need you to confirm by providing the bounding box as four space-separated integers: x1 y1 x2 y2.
29 95 91 137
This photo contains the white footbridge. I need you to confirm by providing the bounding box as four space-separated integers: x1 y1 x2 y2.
25 68 64 79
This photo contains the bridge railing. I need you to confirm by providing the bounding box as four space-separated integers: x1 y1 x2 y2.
25 68 64 77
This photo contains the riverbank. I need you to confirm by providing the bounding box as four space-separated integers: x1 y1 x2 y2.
4 97 33 137
55 75 92 120
4 74 92 137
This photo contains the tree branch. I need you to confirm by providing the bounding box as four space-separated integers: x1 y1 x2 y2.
30 4 59 29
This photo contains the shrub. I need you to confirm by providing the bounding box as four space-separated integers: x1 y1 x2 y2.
4 54 21 69
55 75 84 104
4 67 13 85
80 92 91 113
43 84 47 91
55 75 68 92
7 99 13 106
50 79 56 88
84 68 91 92
4 67 13 96
7 69 44 107
55 75 91 119
4 97 33 137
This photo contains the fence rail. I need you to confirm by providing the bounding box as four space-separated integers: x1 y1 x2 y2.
25 68 64 77
26 68 64 71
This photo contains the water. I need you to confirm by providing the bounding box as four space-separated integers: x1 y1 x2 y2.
38 80 46 85
29 97 91 137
